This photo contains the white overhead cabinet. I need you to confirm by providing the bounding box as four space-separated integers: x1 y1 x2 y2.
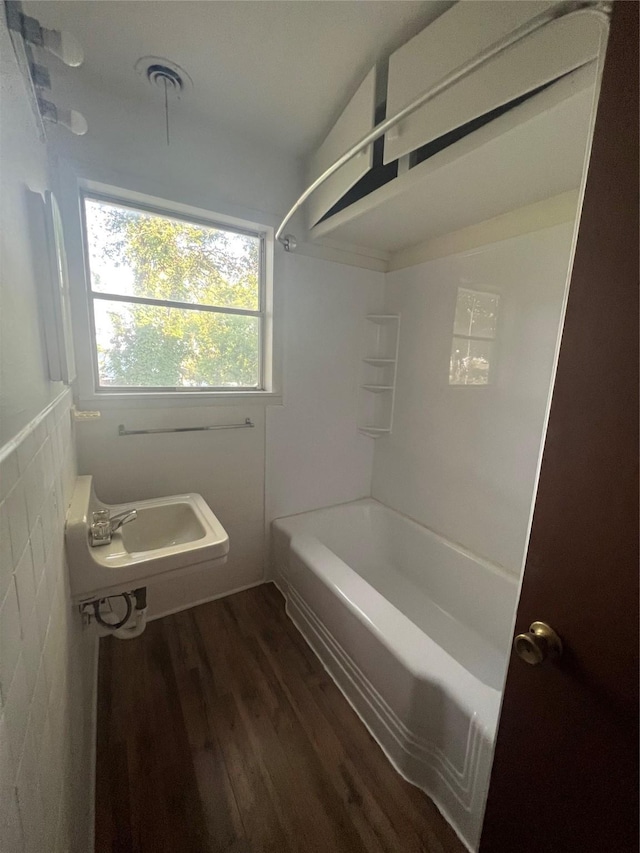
306 1 605 257
311 66 597 253
383 0 602 161
306 67 376 229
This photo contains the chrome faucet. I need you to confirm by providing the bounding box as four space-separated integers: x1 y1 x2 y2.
109 508 138 532
90 508 138 546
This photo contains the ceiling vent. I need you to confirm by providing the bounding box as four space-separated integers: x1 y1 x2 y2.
134 56 193 144
135 56 193 93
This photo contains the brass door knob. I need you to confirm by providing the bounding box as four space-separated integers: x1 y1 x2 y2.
514 621 563 665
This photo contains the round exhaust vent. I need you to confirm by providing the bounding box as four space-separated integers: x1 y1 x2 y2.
134 56 193 94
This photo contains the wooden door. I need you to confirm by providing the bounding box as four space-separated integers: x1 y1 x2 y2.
480 2 639 851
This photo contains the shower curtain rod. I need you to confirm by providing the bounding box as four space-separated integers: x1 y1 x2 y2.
275 2 610 252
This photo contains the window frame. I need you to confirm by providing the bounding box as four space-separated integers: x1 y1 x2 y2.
79 189 272 397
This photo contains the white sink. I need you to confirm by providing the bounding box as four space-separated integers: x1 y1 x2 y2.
120 502 206 552
65 476 229 601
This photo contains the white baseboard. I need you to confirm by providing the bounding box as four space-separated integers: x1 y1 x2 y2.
147 579 266 621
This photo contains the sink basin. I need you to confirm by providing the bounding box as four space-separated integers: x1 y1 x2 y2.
65 476 229 601
120 502 206 552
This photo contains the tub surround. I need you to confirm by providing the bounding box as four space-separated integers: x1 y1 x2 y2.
266 251 385 526
373 223 576 573
273 499 518 850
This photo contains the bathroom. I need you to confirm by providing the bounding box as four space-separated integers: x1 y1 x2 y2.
1 1 637 851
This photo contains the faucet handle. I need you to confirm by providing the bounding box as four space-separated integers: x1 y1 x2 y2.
90 510 112 546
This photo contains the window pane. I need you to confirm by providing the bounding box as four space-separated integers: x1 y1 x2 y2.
93 300 260 388
84 198 260 311
453 288 499 339
449 337 494 385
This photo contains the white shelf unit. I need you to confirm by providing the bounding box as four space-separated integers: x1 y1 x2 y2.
357 314 400 438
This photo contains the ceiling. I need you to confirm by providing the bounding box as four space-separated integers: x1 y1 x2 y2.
25 0 453 156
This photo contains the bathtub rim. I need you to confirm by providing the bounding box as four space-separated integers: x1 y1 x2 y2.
277 526 505 735
273 496 521 583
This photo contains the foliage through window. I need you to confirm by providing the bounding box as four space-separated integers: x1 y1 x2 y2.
449 288 500 385
82 196 265 391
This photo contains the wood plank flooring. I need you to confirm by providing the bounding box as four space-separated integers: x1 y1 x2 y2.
95 583 465 853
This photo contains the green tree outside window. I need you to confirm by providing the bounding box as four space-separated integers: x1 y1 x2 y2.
84 199 262 389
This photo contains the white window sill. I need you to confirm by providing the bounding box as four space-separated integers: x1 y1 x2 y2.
76 391 283 410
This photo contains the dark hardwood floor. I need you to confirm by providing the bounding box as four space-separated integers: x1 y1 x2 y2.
95 583 465 853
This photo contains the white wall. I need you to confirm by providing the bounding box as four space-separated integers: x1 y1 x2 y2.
0 22 96 852
266 252 384 526
46 70 300 228
49 74 383 610
75 251 384 610
372 223 575 573
74 404 267 617
47 73 293 612
0 22 64 446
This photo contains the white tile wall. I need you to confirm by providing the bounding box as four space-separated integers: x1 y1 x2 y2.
0 389 97 853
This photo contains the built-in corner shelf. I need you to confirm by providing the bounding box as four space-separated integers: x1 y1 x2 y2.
358 427 392 438
357 314 400 438
365 315 399 324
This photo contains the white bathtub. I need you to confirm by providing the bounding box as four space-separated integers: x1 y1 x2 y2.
272 498 519 851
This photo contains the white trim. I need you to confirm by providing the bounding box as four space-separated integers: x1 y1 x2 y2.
293 190 581 274
294 233 390 272
389 190 580 271
270 576 286 597
81 179 276 239
80 187 271 396
316 235 390 263
0 387 71 463
146 579 265 621
51 159 281 406
284 585 477 852
75 391 283 410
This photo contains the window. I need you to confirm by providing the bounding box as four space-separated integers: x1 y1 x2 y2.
449 288 500 385
81 194 268 393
